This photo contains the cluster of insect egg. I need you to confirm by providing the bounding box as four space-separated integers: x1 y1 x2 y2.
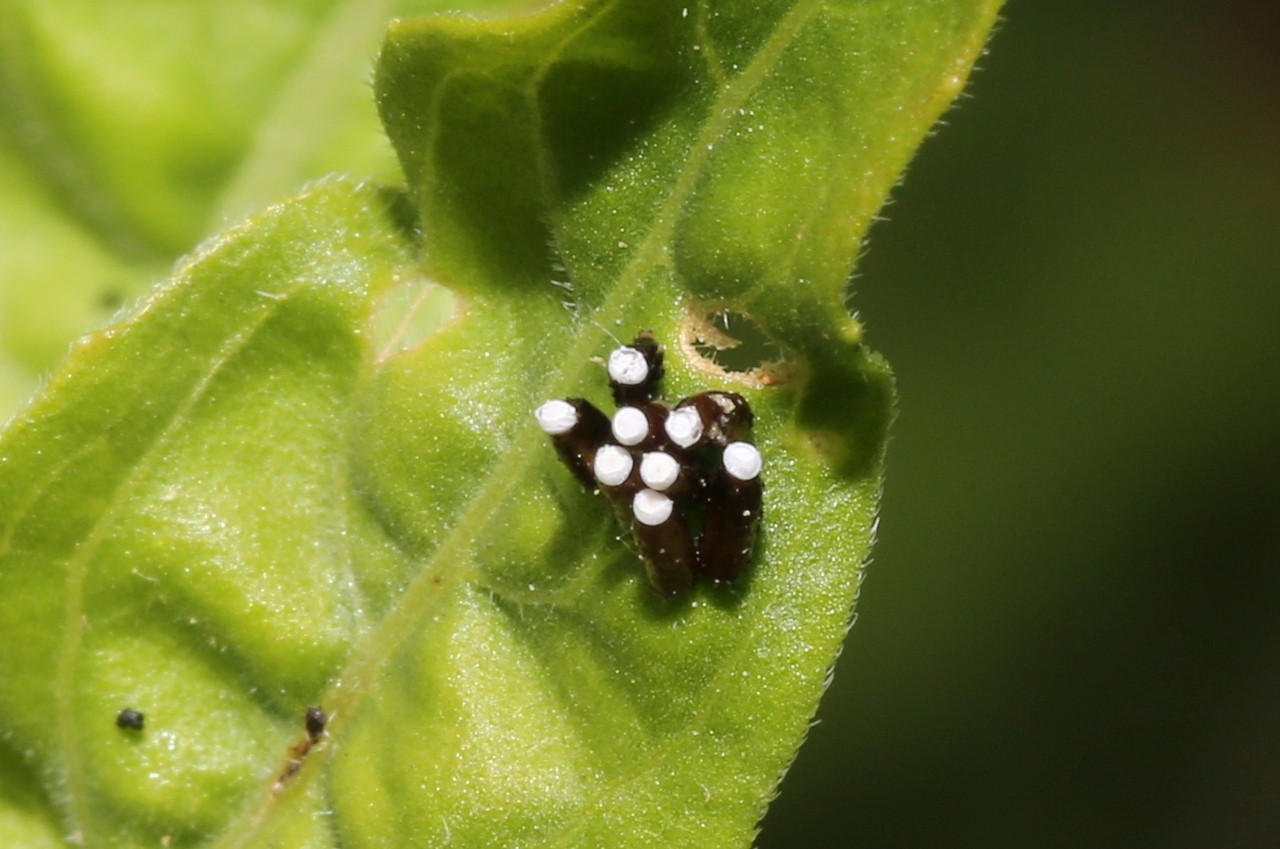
535 332 762 596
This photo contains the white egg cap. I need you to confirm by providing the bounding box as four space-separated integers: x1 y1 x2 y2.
593 444 634 487
633 489 674 526
535 399 578 435
723 441 762 481
639 451 681 491
607 346 649 386
664 406 703 448
611 406 649 446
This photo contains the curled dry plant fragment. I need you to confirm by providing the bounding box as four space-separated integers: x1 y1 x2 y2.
273 705 329 793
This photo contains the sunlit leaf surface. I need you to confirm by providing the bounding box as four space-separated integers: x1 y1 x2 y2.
0 1 1000 846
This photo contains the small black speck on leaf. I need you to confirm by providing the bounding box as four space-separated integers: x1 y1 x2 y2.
304 705 327 741
116 708 144 730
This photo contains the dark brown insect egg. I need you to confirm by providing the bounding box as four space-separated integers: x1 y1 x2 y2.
698 441 763 584
535 398 611 487
608 331 663 405
592 443 642 526
631 489 697 596
667 391 753 447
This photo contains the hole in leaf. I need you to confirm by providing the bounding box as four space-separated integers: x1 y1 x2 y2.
679 309 794 387
370 276 458 360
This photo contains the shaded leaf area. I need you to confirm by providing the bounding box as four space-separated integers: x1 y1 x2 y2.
0 0 527 418
0 1 1000 847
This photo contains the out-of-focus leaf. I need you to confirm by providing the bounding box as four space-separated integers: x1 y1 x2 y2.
0 0 527 418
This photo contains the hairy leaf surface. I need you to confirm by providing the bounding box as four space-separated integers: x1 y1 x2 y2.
0 0 1001 846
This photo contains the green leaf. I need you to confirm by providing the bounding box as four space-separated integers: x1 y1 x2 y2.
0 1 1000 847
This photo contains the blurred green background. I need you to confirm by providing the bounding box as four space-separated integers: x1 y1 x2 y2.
761 0 1280 846
2 0 1276 847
